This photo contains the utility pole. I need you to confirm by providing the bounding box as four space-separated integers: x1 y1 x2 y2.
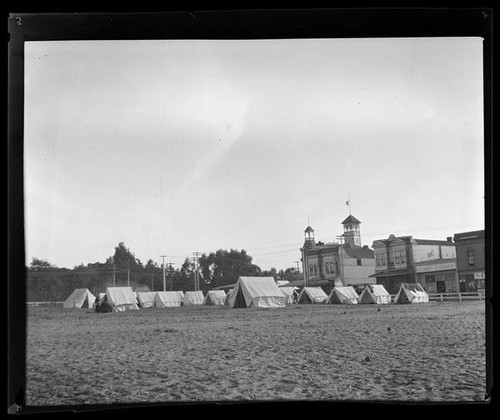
127 269 130 287
336 235 345 286
191 252 202 291
160 255 167 292
302 249 308 288
113 264 116 287
294 260 301 273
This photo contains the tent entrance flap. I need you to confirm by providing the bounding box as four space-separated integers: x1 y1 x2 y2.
233 287 247 308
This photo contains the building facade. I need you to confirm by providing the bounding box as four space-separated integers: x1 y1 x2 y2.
300 215 375 292
453 230 485 292
371 234 458 294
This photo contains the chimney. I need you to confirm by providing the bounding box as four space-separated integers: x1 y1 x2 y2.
446 236 453 242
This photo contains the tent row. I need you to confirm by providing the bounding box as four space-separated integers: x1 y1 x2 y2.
224 278 427 308
63 288 228 312
296 283 429 305
63 280 428 312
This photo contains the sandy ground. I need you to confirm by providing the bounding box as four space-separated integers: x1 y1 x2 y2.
25 300 487 406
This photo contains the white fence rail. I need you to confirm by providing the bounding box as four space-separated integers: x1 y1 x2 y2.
428 292 484 301
388 292 484 302
26 301 64 306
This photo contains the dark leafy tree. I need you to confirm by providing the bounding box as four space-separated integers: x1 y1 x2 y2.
111 242 143 270
197 249 261 289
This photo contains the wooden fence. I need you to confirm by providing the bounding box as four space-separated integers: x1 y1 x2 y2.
428 291 484 301
388 292 484 302
26 301 64 306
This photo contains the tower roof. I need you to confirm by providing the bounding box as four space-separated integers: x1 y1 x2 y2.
304 226 315 233
341 215 361 225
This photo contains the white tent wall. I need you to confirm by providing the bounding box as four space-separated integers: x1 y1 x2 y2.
223 289 233 305
105 287 140 312
203 290 227 305
63 288 96 309
298 287 328 304
137 292 157 308
394 283 429 304
228 277 286 308
279 287 296 304
183 291 205 305
154 291 184 307
96 293 106 305
276 280 290 287
358 284 392 304
328 286 359 304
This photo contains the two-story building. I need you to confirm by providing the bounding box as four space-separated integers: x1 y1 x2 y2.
453 230 485 292
300 215 375 293
371 234 458 294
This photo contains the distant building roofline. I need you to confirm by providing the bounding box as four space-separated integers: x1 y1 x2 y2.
373 235 455 246
453 230 485 241
341 215 361 225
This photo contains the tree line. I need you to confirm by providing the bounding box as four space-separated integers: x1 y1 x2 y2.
26 242 302 302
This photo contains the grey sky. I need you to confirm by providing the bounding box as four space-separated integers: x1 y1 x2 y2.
24 37 484 270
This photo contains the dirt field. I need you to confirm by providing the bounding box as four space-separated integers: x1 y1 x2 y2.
25 300 487 406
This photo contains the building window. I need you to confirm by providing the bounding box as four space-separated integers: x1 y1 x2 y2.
309 264 318 276
376 253 387 266
324 261 335 275
425 274 436 283
394 250 406 265
467 249 475 265
357 258 362 266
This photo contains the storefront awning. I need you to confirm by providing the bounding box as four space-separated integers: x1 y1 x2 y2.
369 269 413 278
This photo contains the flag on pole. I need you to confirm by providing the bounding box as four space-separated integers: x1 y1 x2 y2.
346 199 350 206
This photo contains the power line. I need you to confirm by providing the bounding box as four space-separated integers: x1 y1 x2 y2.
252 248 299 257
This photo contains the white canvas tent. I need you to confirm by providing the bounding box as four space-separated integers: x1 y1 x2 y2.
297 287 328 304
203 290 227 305
63 288 96 309
227 277 286 308
358 284 392 304
101 287 139 312
276 280 290 287
394 283 429 304
182 291 205 305
136 291 157 308
154 291 184 307
279 287 297 304
95 292 106 307
223 289 233 305
327 286 359 304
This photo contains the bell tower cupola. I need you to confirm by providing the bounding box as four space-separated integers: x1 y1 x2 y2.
341 215 361 247
303 225 316 249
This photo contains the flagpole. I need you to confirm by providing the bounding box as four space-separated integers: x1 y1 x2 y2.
346 194 351 215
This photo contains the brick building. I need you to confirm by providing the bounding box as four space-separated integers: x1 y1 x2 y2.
371 234 458 294
300 215 375 292
453 230 485 292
